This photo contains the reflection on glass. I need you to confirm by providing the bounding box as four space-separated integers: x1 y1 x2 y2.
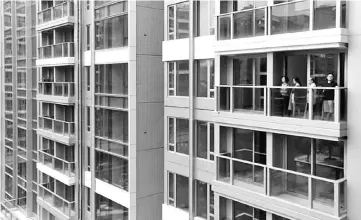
95 151 128 191
176 175 189 211
271 1 310 34
176 118 189 155
95 193 128 220
314 0 336 30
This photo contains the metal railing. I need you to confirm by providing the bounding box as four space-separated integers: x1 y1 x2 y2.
38 82 75 98
38 42 74 59
38 151 75 177
38 1 74 24
38 116 75 136
39 185 75 217
217 85 347 123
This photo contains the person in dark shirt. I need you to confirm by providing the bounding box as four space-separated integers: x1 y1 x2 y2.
322 73 338 121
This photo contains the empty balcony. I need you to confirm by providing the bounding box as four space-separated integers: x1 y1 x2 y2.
38 66 75 103
38 137 75 183
37 0 74 31
38 102 75 145
216 0 348 53
38 173 75 218
216 52 347 138
214 126 347 219
37 26 74 66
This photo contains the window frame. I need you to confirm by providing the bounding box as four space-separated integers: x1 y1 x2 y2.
195 121 215 161
168 117 189 155
196 59 215 98
167 61 189 97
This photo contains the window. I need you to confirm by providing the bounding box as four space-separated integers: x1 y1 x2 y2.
219 55 267 112
218 127 266 186
86 25 90 50
95 151 128 191
196 59 214 98
168 172 189 211
196 121 214 160
95 193 128 220
168 61 189 96
95 2 128 49
314 0 336 30
272 134 345 211
195 0 215 36
95 64 128 109
195 180 213 219
87 107 90 131
95 108 128 143
86 0 90 10
86 188 90 211
168 118 189 155
95 64 128 95
220 196 266 220
86 66 90 91
168 2 189 40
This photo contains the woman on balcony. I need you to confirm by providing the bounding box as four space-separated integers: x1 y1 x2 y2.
280 76 290 117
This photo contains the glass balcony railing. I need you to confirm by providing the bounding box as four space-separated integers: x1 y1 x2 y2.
270 167 346 216
38 1 74 25
217 86 347 123
218 0 347 40
38 185 75 217
38 116 75 136
269 86 347 122
38 42 74 59
38 82 75 98
216 155 347 217
217 85 267 114
38 151 75 177
217 155 267 194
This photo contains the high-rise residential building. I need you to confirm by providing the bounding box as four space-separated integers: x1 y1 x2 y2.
0 1 164 220
2 1 361 220
162 1 359 220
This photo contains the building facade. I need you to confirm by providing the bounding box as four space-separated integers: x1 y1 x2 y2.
162 0 359 220
1 1 164 220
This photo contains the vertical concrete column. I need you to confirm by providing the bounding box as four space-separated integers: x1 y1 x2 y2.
346 1 361 219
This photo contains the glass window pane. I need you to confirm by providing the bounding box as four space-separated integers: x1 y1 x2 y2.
176 61 189 96
314 0 336 30
176 118 189 155
271 1 310 34
196 121 207 159
197 60 208 97
176 175 189 211
195 180 207 218
95 193 128 220
315 140 344 179
176 2 189 39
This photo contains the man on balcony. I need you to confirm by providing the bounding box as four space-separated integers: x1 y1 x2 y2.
322 73 338 121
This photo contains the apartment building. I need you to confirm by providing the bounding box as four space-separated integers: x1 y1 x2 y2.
163 0 360 220
1 1 164 220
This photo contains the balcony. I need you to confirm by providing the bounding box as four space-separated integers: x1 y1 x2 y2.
37 42 75 66
37 1 74 31
38 151 75 178
38 82 75 103
216 1 348 53
270 167 346 216
38 116 74 136
38 185 75 218
217 86 347 138
215 156 346 218
217 154 267 194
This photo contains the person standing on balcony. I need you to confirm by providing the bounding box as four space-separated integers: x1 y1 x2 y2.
290 77 302 117
280 76 290 116
304 78 317 118
322 73 338 121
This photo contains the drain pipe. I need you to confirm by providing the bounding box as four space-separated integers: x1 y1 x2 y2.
188 0 195 220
